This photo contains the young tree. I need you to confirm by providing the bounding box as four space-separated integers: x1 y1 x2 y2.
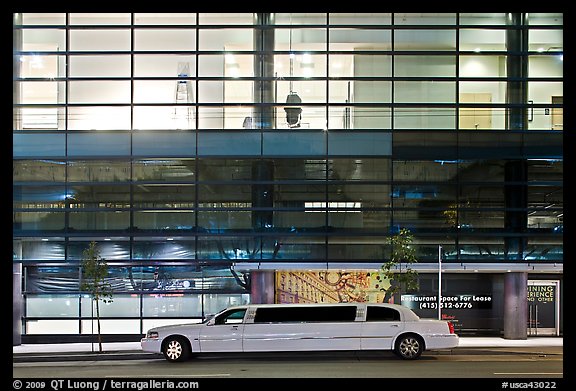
381 228 419 303
81 241 113 353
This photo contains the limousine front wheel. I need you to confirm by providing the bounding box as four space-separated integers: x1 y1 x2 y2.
394 334 424 360
162 336 191 362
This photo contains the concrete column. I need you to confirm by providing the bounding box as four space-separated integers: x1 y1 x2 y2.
503 272 528 339
250 270 275 304
13 263 22 346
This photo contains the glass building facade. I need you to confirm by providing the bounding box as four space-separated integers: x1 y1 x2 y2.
13 13 563 341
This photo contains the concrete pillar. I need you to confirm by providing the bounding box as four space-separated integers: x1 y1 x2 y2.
503 272 528 339
13 263 22 346
250 270 275 304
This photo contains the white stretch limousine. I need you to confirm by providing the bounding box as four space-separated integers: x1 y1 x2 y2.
141 303 458 362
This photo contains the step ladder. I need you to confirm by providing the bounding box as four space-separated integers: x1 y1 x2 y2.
173 62 194 129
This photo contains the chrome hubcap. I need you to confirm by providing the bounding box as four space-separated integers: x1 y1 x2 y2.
166 340 182 360
399 338 420 358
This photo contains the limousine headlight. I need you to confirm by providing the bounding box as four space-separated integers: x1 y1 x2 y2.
146 331 159 339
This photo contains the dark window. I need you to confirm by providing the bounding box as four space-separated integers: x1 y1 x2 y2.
254 306 357 323
366 306 401 321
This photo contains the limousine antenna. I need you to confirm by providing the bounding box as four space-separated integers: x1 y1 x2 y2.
438 245 442 320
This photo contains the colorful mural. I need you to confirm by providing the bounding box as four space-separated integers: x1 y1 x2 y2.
275 271 392 304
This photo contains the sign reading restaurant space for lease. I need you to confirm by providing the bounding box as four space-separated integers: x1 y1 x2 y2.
401 294 493 310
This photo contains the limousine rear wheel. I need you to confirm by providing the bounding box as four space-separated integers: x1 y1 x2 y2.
394 334 424 360
162 336 191 362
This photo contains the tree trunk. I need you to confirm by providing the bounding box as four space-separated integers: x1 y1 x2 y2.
96 299 102 353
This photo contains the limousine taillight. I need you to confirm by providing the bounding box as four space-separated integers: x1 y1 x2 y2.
447 321 455 334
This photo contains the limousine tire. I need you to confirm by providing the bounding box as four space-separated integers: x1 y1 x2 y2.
162 336 191 362
394 334 424 360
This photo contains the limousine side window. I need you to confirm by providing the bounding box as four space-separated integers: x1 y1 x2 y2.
213 309 247 325
254 306 357 323
366 306 401 322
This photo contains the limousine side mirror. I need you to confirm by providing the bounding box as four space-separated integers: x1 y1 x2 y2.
206 318 216 326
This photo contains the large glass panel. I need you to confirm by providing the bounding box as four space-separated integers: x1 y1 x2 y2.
26 320 79 334
199 80 253 103
133 106 195 130
528 13 563 26
328 184 391 207
22 29 66 51
132 238 196 260
395 55 456 77
67 239 130 261
81 319 139 334
395 81 456 103
274 183 326 203
529 54 563 77
134 29 196 51
274 53 326 78
458 236 505 261
392 209 452 231
69 55 131 77
18 240 65 261
394 13 456 25
134 55 196 77
198 211 251 231
459 29 506 51
459 55 507 77
328 158 390 181
392 184 456 208
529 29 563 52
393 131 457 159
69 13 131 25
197 158 256 181
26 294 79 317
274 211 326 229
275 28 327 51
18 81 65 104
143 294 202 317
527 159 563 182
330 81 390 103
328 13 392 25
13 185 67 209
262 236 325 260
199 29 253 51
327 236 385 260
67 106 131 130
69 29 131 51
68 80 131 104
272 159 327 181
133 184 195 208
134 211 196 231
393 160 457 182
394 108 456 129
275 13 327 25
68 160 130 182
20 13 66 25
329 54 391 77
67 184 130 208
13 159 66 182
199 13 254 25
328 210 390 231
14 211 65 231
458 160 505 182
24 265 77 291
133 159 196 182
68 211 130 231
198 184 251 204
67 133 131 157
134 13 197 25
18 54 65 79
395 29 456 51
459 13 507 25
81 294 140 317
329 28 391 51
459 184 504 208
329 107 391 130
524 237 562 261
459 210 505 229
199 54 254 77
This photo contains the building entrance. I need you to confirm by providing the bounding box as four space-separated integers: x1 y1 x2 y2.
527 280 560 336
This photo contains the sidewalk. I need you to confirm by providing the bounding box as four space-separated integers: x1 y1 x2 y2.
13 337 563 356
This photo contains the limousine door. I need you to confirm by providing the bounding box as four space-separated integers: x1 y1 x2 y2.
361 305 405 350
198 308 246 352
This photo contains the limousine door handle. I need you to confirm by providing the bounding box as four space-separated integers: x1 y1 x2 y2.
231 325 239 330
391 324 399 327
